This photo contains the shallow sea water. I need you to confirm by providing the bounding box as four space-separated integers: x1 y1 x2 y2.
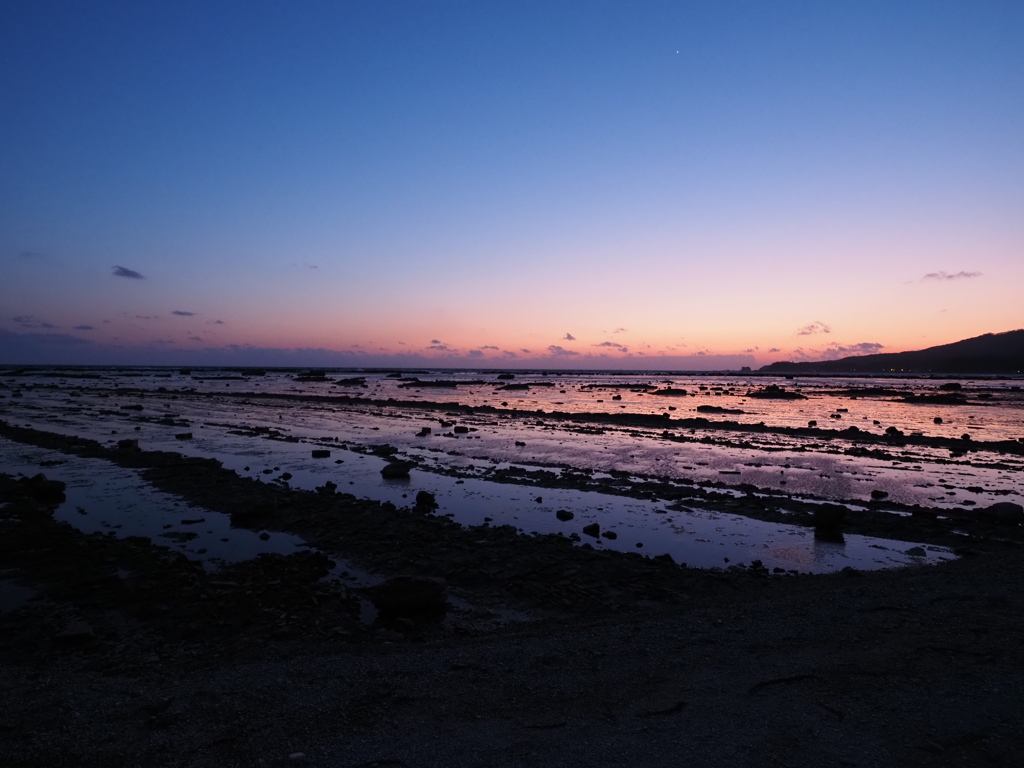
3 367 1022 574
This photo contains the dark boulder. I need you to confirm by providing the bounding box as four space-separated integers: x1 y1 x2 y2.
414 490 437 510
311 449 331 459
381 461 414 479
18 473 66 504
582 523 600 538
979 502 1024 524
556 509 574 521
813 504 847 531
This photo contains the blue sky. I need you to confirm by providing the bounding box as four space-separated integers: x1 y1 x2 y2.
2 1 1022 367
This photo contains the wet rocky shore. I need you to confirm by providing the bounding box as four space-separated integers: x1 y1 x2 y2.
2 419 1023 767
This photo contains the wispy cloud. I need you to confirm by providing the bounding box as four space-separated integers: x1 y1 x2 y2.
467 349 484 358
922 270 981 281
796 321 831 336
547 345 579 357
171 310 195 317
112 265 144 279
594 341 629 353
563 332 576 341
791 341 884 361
74 325 94 331
13 315 57 329
481 345 499 350
612 327 627 334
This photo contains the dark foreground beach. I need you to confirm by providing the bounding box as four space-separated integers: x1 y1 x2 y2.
2 422 1023 767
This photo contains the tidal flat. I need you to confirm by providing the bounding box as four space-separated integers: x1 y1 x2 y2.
1 367 1023 766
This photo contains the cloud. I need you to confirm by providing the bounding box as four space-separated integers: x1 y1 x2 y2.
171 310 195 317
13 315 57 329
547 345 580 357
17 250 46 259
563 333 576 341
112 265 144 279
467 349 484 358
612 328 627 334
502 350 519 359
74 325 94 331
430 339 442 345
521 348 530 354
922 271 981 281
188 336 203 341
791 341 884 362
428 344 451 352
213 320 225 325
796 321 831 336
594 341 629 353
768 347 780 353
481 345 499 350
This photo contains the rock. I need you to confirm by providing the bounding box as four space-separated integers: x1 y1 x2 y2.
697 405 745 415
54 620 95 645
582 523 600 538
259 532 270 541
414 490 436 509
380 461 414 479
18 473 66 504
980 502 1024 524
807 420 817 427
453 426 470 434
905 546 926 557
369 576 447 617
117 438 141 452
934 417 943 424
745 385 806 400
813 504 847 530
311 449 331 459
870 490 889 500
601 530 618 540
175 432 193 440
556 509 574 521
416 427 432 437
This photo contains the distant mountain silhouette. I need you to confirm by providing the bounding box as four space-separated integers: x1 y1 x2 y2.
760 330 1024 374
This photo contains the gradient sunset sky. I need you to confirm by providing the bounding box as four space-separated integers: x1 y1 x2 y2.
2 1 1022 368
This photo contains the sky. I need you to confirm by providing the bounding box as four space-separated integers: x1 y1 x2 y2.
2 0 1022 369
